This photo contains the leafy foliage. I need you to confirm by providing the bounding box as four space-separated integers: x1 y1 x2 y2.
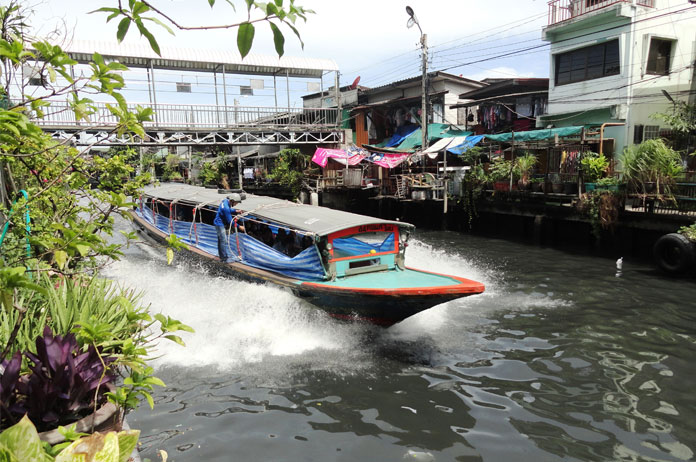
0 327 115 432
488 158 520 183
580 152 609 183
679 223 696 242
0 415 140 462
91 0 314 59
514 153 537 185
620 139 684 197
268 148 308 197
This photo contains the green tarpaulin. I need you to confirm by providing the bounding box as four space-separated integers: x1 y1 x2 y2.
366 124 471 152
484 126 584 143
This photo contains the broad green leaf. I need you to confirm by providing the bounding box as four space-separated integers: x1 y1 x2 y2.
56 432 118 462
94 432 119 462
237 22 255 59
116 18 131 42
54 250 68 269
144 376 166 387
269 22 284 57
166 247 173 265
208 0 215 6
135 20 161 55
164 334 185 346
0 443 18 462
73 244 90 257
141 17 175 36
0 416 52 462
286 23 304 49
116 431 140 462
144 392 155 409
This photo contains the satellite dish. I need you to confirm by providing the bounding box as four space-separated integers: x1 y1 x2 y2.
351 76 361 89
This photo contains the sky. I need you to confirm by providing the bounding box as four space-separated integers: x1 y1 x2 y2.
30 0 552 105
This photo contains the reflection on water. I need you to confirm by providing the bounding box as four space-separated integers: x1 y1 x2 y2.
108 228 696 462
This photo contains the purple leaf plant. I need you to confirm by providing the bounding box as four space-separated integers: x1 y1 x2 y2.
1 326 115 432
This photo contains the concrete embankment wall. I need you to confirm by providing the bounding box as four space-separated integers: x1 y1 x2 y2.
320 189 692 261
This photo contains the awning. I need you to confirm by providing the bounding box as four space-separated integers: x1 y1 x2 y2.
312 147 367 168
484 126 584 143
448 135 486 155
364 124 472 153
366 152 410 169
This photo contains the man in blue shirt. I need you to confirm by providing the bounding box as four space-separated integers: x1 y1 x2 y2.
214 193 242 262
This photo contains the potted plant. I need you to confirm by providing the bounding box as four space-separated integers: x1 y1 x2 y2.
529 177 543 193
620 139 684 197
595 176 622 192
489 158 518 191
549 173 563 193
580 152 609 192
515 153 537 190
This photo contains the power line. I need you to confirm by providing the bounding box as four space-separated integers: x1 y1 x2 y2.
437 4 696 73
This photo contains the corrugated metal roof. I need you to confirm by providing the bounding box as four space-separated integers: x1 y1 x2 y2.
363 71 485 96
61 40 338 78
142 183 412 236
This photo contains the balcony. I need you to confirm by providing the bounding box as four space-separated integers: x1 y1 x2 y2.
547 0 655 26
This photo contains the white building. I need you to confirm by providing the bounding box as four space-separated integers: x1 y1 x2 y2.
539 0 696 154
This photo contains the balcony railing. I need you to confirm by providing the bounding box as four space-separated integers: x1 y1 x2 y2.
548 0 655 26
27 101 339 131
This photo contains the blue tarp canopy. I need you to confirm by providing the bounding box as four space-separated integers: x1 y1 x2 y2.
484 126 584 143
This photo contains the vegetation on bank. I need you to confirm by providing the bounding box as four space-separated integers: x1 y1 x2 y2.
0 0 313 455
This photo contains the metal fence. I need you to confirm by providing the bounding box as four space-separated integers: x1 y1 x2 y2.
548 0 655 26
29 101 339 130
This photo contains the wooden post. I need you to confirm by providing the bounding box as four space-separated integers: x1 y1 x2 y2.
509 131 515 191
443 149 448 214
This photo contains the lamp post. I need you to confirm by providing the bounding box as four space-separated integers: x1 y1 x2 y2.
406 6 428 156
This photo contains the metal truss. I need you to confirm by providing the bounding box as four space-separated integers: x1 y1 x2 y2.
48 128 343 147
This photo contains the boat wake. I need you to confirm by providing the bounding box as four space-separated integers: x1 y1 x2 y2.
104 234 570 377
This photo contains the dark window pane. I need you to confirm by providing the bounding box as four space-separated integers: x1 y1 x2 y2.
554 39 620 85
647 38 672 75
570 49 587 81
586 46 604 79
604 40 620 76
556 54 572 85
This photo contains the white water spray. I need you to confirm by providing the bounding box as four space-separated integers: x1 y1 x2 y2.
104 233 570 374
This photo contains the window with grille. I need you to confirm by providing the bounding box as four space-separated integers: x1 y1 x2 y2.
643 125 660 140
555 40 620 85
646 38 673 75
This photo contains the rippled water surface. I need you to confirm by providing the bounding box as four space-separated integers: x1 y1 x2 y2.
105 230 696 462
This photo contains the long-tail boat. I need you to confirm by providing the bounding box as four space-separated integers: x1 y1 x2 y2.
131 184 484 326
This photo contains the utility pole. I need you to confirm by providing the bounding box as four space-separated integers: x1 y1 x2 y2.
421 33 428 156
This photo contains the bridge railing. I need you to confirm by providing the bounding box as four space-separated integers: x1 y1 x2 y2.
29 101 340 130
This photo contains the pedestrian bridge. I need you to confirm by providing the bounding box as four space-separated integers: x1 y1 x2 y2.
39 101 342 147
32 41 343 147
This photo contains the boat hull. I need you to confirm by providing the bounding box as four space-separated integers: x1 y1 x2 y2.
130 211 483 327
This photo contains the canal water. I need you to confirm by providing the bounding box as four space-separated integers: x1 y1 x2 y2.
105 229 696 462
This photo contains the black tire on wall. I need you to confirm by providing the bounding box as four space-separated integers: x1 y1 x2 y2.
653 233 696 275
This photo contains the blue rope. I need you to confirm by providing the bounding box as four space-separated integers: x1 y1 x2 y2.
0 190 31 258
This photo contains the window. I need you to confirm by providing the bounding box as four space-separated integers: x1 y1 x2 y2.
555 40 620 85
586 0 605 7
646 38 673 75
643 125 660 140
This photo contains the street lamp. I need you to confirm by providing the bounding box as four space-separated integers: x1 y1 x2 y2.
406 6 428 156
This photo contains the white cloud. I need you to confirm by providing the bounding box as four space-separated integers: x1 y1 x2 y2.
465 66 538 82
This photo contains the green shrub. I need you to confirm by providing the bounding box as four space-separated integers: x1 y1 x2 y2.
580 152 609 183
